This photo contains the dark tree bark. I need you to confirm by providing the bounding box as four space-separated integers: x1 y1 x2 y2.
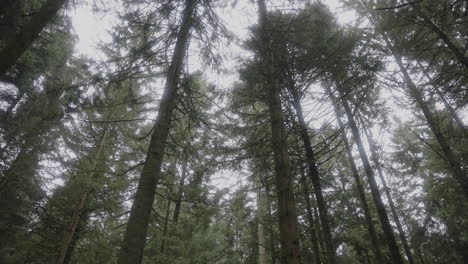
329 84 404 264
330 98 385 264
257 1 301 263
117 1 195 263
0 0 68 76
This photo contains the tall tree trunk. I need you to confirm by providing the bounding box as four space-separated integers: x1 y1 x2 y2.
257 181 268 264
0 0 68 76
300 168 322 264
418 62 467 133
62 216 86 264
257 0 301 263
328 85 404 264
160 161 177 255
330 98 385 263
265 184 277 264
0 0 24 39
0 148 40 250
382 36 468 200
55 127 109 264
0 74 66 251
173 154 188 224
288 82 335 264
432 86 466 133
415 8 468 69
3 90 25 121
361 124 415 264
117 1 195 263
445 219 468 263
55 190 88 264
160 199 171 254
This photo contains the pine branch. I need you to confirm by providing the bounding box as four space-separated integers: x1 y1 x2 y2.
374 0 423 11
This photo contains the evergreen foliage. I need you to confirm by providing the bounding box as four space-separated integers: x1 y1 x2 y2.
0 0 466 263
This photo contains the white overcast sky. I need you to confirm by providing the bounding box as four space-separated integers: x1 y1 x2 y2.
70 0 357 59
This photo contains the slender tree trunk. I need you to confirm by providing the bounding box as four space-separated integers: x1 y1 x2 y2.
160 161 177 256
0 148 39 249
445 221 468 263
3 90 24 120
0 0 68 76
265 184 277 264
257 182 268 264
383 36 468 200
55 127 109 264
288 83 335 264
312 198 326 260
337 168 376 264
0 76 66 251
173 154 188 224
332 139 374 264
160 199 171 254
55 190 88 264
418 63 466 133
361 125 415 264
257 0 301 263
432 86 467 133
402 210 428 264
117 1 195 263
328 85 404 264
415 8 468 69
300 168 322 264
62 217 86 264
330 99 385 263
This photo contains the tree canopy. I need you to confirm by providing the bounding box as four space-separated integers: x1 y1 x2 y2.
0 0 467 263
